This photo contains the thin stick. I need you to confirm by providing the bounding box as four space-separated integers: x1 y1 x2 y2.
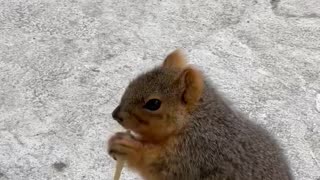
113 130 130 180
113 158 125 180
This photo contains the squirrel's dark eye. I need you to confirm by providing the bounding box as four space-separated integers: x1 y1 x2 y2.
143 99 161 111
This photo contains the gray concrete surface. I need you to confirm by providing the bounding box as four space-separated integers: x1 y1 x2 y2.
0 0 320 180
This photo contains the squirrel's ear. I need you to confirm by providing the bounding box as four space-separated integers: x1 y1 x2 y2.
176 66 204 110
162 49 187 70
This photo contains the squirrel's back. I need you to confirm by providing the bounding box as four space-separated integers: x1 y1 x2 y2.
159 80 293 180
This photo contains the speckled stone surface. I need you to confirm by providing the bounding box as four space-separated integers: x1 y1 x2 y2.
0 0 320 180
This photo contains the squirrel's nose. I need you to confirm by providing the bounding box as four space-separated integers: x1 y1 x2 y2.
112 106 123 123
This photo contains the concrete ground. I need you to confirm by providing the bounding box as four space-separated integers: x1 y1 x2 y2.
0 0 320 180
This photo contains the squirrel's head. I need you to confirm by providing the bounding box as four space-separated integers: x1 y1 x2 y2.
112 50 204 142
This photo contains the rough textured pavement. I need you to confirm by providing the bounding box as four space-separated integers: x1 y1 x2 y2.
1 0 320 180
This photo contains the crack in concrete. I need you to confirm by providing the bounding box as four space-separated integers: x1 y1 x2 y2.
284 13 320 19
270 0 320 19
309 149 320 169
13 134 24 146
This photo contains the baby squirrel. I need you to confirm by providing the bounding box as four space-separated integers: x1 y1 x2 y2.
108 50 292 180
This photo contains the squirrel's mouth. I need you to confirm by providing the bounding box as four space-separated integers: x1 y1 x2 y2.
116 117 143 139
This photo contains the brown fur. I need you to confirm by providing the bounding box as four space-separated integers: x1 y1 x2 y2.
108 50 293 180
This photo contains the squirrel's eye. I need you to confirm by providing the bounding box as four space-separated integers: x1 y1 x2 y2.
143 99 161 111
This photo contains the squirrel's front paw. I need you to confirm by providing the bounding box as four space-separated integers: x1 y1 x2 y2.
108 132 142 161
